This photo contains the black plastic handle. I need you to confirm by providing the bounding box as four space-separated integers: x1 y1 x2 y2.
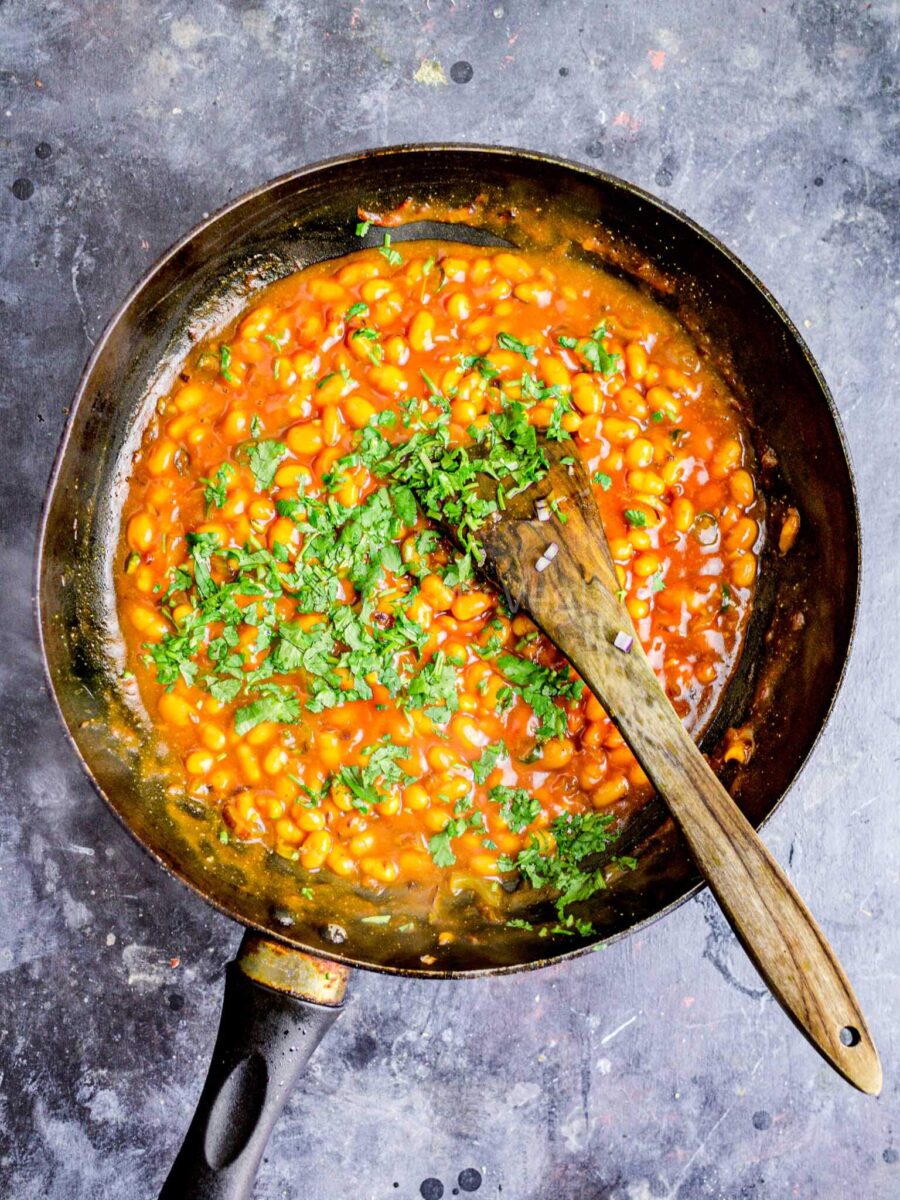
159 935 349 1200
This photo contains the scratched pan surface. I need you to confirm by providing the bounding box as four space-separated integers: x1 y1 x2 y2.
36 145 860 976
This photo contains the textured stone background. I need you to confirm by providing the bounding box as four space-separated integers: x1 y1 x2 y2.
1 2 898 1197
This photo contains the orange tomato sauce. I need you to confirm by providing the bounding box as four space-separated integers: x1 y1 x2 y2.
117 240 761 900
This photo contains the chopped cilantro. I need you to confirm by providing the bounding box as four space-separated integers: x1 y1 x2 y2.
345 301 368 319
420 369 442 397
472 740 508 785
234 685 300 736
427 816 469 867
378 232 402 267
219 344 234 383
355 219 371 237
497 331 536 362
489 784 541 833
500 811 630 926
333 737 412 813
623 509 647 528
546 393 574 442
457 353 500 382
202 463 235 510
593 471 612 491
580 324 620 377
248 440 287 492
496 653 582 741
376 399 550 554
404 651 459 724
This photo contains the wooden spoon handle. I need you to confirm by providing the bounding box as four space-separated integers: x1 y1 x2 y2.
490 504 881 1094
604 641 882 1096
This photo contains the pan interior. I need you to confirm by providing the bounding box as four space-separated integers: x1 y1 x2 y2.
38 147 859 976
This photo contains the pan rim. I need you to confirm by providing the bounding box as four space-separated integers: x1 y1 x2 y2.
34 141 862 979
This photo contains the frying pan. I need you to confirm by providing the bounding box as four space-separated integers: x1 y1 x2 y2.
36 145 861 1199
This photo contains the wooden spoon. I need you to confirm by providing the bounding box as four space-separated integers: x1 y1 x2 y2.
455 434 881 1095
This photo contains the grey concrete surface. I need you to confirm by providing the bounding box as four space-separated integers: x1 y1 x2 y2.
1 2 898 1197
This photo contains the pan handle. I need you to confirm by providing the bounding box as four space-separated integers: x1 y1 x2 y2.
159 931 349 1200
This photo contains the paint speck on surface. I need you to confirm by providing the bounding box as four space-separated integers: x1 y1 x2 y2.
414 59 448 86
612 110 641 134
597 1057 612 1074
170 15 202 51
648 49 667 70
420 1178 444 1200
458 1167 482 1192
752 1110 772 1131
106 932 116 946
450 61 474 84
682 995 695 1008
35 141 51 158
883 1148 899 1164
11 178 34 200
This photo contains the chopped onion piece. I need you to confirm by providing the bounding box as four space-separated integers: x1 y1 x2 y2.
535 500 551 522
534 542 559 573
613 631 634 653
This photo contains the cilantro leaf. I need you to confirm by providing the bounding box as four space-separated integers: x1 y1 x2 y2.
489 784 541 833
472 740 508 785
580 324 620 377
404 652 459 724
219 344 234 382
378 232 402 267
248 440 287 492
202 463 234 510
496 653 583 741
234 685 300 735
497 332 536 362
457 353 500 382
502 811 628 926
427 815 469 867
623 509 647 528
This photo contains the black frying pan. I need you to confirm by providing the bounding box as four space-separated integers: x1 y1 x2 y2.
36 145 860 1199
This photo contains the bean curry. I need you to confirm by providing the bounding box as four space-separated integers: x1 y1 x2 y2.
117 230 762 935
